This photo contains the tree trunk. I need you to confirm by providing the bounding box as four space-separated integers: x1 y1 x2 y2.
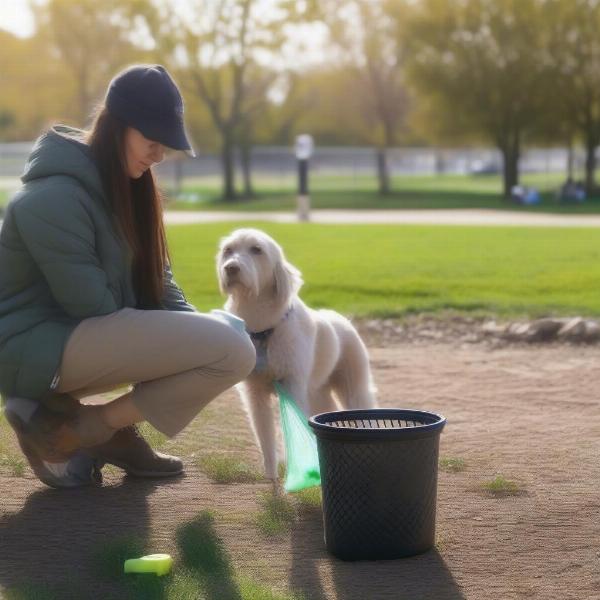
566 137 574 181
585 136 597 196
376 148 390 195
500 132 520 200
221 136 236 201
241 143 254 198
501 149 519 200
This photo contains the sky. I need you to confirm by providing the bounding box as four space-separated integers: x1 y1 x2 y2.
0 0 35 38
0 0 330 70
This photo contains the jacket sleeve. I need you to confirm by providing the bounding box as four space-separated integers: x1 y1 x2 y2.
161 262 197 312
13 186 119 318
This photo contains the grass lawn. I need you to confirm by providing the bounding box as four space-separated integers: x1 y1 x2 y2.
3 172 600 213
167 222 600 319
164 172 600 213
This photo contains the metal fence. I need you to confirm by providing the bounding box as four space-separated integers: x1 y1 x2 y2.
0 142 584 190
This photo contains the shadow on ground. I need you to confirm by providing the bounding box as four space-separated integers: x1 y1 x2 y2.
0 476 166 599
289 507 464 600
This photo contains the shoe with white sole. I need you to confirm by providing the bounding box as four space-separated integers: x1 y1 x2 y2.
3 396 104 489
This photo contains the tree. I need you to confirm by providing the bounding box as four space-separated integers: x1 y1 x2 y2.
398 0 548 198
237 64 278 198
33 0 148 125
262 71 318 145
142 0 318 201
319 0 409 195
0 29 71 140
542 0 600 194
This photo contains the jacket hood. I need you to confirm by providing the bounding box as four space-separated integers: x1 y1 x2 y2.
20 124 106 203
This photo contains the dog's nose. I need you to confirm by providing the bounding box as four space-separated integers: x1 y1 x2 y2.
225 264 240 276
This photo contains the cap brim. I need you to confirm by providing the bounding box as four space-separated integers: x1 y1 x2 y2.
135 118 196 158
161 126 196 158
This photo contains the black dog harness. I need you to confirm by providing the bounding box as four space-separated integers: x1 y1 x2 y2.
247 306 294 372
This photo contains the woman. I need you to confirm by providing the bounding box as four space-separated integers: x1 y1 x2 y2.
0 64 256 488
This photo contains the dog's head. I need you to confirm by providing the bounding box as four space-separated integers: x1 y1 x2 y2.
216 228 303 303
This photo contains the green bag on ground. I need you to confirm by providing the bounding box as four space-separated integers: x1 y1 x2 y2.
274 381 321 492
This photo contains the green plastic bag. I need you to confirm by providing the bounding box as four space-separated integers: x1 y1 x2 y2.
274 381 321 492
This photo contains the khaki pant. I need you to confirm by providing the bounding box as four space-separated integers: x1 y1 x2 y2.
55 308 256 437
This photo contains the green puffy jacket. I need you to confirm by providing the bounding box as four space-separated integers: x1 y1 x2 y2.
0 124 195 400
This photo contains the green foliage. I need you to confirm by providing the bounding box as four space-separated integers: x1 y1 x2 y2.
399 0 548 144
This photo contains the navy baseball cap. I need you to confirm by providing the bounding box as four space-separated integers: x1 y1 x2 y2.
106 64 196 157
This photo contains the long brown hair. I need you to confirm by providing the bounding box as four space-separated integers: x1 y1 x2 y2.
85 106 169 309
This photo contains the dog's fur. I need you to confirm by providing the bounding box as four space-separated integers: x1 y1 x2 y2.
216 228 377 481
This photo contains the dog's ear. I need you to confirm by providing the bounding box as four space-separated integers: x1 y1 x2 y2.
273 256 303 302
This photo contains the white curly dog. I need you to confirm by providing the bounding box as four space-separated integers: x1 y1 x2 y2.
216 228 377 483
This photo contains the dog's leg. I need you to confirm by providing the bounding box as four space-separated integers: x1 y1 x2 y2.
332 367 377 409
281 378 310 418
309 384 339 416
239 380 279 483
331 333 377 410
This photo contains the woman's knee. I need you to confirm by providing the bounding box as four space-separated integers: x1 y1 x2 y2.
195 314 256 379
180 312 256 379
224 329 256 380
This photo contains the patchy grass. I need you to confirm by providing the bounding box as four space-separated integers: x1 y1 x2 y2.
482 475 522 497
197 453 263 484
92 535 148 581
136 422 169 452
291 486 322 513
278 462 286 480
237 577 307 600
4 579 89 600
0 454 25 477
177 511 305 599
7 511 305 599
439 457 466 473
255 491 298 536
435 532 451 553
0 411 26 477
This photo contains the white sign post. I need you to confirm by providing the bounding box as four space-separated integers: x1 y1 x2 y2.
295 134 314 222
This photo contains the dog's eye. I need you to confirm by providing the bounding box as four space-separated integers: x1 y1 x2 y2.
250 246 262 255
223 247 232 256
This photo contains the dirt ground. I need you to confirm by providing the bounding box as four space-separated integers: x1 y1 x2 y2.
2 336 600 599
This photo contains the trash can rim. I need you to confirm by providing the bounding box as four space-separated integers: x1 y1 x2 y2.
308 407 446 439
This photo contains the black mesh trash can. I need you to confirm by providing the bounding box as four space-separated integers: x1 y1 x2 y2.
308 408 446 561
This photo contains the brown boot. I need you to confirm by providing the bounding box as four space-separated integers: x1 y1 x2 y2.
89 425 184 478
3 397 104 488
